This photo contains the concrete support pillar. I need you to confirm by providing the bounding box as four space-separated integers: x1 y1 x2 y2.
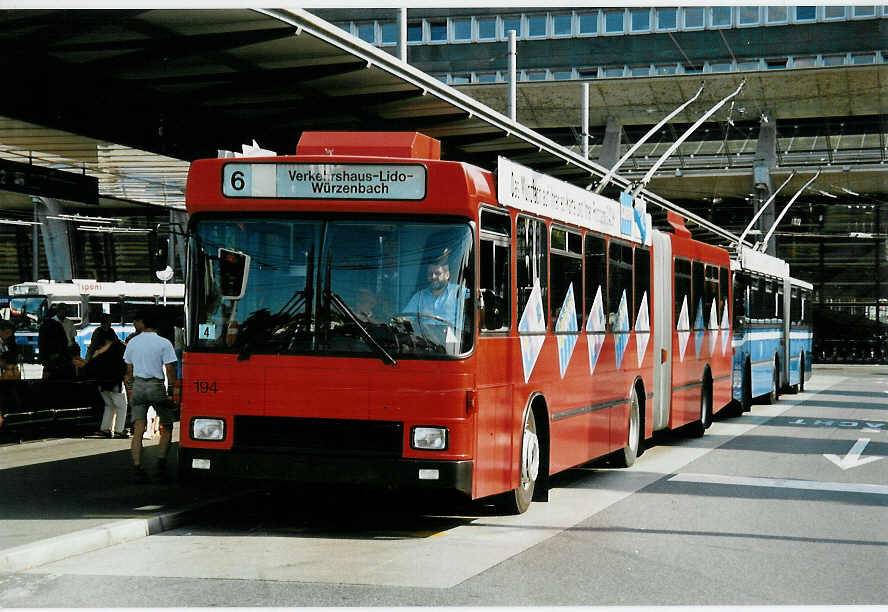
598 116 621 170
397 8 407 62
507 30 516 122
34 197 73 280
754 112 777 256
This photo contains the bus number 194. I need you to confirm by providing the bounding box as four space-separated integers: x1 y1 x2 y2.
194 381 218 393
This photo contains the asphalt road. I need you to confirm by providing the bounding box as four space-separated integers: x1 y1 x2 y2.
1 365 885 607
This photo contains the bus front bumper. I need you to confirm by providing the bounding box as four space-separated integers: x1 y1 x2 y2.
178 448 473 497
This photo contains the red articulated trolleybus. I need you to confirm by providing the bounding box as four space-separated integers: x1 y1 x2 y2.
179 131 733 513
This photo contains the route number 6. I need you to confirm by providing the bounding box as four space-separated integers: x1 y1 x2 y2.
230 170 246 191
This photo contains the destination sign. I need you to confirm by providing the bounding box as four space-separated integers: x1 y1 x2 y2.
497 157 651 245
222 163 426 200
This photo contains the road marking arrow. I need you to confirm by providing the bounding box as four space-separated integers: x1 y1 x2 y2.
824 438 884 470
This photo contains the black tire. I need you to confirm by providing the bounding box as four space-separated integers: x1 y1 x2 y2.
799 354 806 393
687 377 712 438
614 386 642 468
501 408 539 515
764 360 779 405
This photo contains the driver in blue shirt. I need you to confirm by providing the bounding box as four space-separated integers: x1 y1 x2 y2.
401 255 463 335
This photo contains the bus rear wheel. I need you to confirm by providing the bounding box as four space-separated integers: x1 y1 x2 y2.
688 377 712 438
764 360 780 405
501 408 539 515
799 354 806 393
615 386 642 468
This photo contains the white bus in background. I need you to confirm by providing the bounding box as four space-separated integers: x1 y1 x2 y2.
7 279 184 366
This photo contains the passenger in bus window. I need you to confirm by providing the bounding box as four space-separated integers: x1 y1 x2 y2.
355 288 381 323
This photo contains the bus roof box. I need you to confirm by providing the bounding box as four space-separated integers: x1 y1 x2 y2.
296 132 441 160
666 211 692 238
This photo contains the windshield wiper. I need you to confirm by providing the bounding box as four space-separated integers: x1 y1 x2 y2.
237 246 315 360
327 291 398 366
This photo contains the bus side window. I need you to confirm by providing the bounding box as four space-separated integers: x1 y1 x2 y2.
584 233 606 328
704 264 719 322
480 209 511 332
516 215 548 330
765 280 775 320
692 261 704 330
674 258 691 329
608 241 633 331
777 282 785 320
790 288 801 325
733 272 747 329
634 247 650 328
549 226 582 331
719 266 730 324
749 277 761 321
801 289 811 325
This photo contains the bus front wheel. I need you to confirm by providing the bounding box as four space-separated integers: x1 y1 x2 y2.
501 408 539 515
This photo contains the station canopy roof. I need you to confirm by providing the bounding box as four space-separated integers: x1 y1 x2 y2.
1 8 885 246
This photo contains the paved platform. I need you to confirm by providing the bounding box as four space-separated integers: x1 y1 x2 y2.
0 364 870 576
0 423 233 572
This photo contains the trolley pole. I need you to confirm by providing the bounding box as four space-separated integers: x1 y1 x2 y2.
507 30 516 122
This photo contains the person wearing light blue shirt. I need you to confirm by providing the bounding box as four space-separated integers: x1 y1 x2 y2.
401 259 465 347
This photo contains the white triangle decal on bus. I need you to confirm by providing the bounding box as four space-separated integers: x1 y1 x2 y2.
635 291 650 368
709 298 719 355
720 301 731 355
518 278 547 383
586 285 606 375
677 296 690 362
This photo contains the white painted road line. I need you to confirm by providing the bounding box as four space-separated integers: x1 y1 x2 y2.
670 472 888 496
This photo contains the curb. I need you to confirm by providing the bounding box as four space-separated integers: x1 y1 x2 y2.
0 495 230 573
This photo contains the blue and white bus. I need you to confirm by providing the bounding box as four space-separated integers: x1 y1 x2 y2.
730 247 813 412
7 279 184 364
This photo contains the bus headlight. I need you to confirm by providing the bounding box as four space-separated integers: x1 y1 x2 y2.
411 426 448 450
192 418 225 441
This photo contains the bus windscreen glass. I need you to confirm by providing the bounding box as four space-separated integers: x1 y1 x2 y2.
190 217 474 358
8 297 46 332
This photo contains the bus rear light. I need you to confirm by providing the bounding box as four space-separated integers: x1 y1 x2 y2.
192 418 225 441
418 469 440 480
192 458 211 470
411 426 448 450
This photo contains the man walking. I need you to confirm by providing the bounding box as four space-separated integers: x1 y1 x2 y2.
123 311 179 482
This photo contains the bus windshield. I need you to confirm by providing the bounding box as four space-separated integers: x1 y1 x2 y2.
190 216 474 359
8 297 46 332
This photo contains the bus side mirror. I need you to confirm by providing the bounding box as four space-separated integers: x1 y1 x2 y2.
218 248 251 300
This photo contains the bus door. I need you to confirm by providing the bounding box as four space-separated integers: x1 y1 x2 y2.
474 208 513 498
651 230 672 431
